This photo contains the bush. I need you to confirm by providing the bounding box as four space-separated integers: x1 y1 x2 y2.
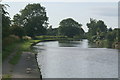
10 25 26 39
22 36 32 41
73 36 81 40
3 35 20 48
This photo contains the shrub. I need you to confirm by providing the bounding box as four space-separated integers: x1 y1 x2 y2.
10 25 26 39
22 36 32 41
3 35 20 48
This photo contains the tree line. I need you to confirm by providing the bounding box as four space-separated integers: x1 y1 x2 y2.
86 18 120 48
2 3 120 48
2 3 85 39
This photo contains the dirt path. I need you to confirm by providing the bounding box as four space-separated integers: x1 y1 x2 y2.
3 52 41 80
2 50 17 76
12 52 41 78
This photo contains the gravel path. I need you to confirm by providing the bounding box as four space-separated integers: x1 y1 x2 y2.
3 52 41 80
3 51 17 75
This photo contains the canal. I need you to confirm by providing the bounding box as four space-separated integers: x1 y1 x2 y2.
34 39 118 78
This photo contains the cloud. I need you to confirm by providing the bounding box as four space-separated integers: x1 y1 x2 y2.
93 6 118 17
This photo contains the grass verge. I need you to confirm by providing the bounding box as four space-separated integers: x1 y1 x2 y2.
4 40 41 65
2 74 12 80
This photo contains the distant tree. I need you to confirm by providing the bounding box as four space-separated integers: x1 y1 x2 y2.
87 18 107 40
97 32 106 40
96 20 107 33
47 25 53 35
13 3 48 38
58 18 84 38
47 25 58 36
1 4 11 38
108 28 113 32
118 29 120 42
112 28 120 42
87 18 97 36
52 28 58 36
106 31 115 47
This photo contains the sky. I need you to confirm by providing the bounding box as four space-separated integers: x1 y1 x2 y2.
2 1 118 32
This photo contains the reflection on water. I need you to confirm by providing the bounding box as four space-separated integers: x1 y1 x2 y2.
58 41 81 47
35 39 97 48
58 39 97 48
34 39 118 78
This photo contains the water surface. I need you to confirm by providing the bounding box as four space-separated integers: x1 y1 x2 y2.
34 39 118 78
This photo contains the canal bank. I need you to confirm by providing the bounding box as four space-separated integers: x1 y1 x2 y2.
2 40 43 80
30 39 58 80
2 37 68 80
2 38 118 79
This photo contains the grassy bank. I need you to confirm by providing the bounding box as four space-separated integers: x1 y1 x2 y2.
35 35 82 42
2 36 65 79
2 39 41 79
3 35 78 65
93 39 120 49
3 35 119 64
2 74 12 80
3 35 84 65
3 36 66 64
3 39 40 63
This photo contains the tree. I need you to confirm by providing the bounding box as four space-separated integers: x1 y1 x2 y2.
96 20 107 33
111 28 120 42
108 28 113 32
87 18 107 40
13 14 22 26
13 3 48 38
1 4 11 38
87 18 97 36
47 25 58 36
58 18 84 38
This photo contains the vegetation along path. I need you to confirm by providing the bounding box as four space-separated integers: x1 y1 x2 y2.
2 40 42 80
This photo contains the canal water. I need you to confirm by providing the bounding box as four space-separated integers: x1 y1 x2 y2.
34 39 118 78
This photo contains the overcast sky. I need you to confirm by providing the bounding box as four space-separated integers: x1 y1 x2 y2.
2 1 118 32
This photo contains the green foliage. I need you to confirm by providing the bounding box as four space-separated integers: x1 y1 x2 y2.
10 25 25 39
87 18 97 36
106 28 119 42
13 14 21 26
13 3 48 38
113 28 120 42
86 18 120 48
59 26 80 37
96 20 107 32
2 74 12 80
35 35 67 41
108 28 113 32
47 26 58 36
2 40 20 61
106 32 115 41
2 4 11 38
58 18 84 38
96 28 120 48
2 39 41 61
99 32 106 40
87 18 107 38
2 35 20 49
